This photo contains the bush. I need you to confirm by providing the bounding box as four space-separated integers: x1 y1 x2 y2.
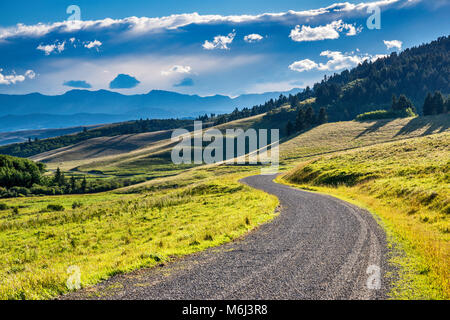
72 201 83 209
355 108 416 121
0 203 8 210
10 186 30 196
47 204 65 212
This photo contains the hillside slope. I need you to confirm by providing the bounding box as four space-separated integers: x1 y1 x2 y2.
282 132 450 299
280 114 450 166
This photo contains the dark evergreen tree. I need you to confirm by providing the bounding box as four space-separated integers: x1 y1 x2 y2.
286 120 294 136
70 175 76 193
423 92 434 115
305 106 315 125
53 167 65 186
391 95 397 110
81 176 87 193
394 95 414 111
295 109 306 131
318 107 328 124
432 91 445 114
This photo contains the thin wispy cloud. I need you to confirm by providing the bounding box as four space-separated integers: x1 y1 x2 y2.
63 80 92 88
0 0 403 41
161 65 192 76
0 0 430 95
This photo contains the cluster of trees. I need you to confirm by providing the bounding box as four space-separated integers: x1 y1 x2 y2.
0 155 45 189
423 91 449 115
38 168 147 196
0 154 146 198
208 37 449 130
213 89 314 125
355 94 417 121
311 36 449 120
285 107 328 136
0 118 192 158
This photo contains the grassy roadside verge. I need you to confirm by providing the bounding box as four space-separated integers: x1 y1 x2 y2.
0 171 278 299
278 132 449 299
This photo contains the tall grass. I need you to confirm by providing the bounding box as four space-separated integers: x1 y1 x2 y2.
282 132 449 299
0 174 278 299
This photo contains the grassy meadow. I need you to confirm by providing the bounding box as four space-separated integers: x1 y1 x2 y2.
0 112 449 300
281 132 449 299
0 169 278 299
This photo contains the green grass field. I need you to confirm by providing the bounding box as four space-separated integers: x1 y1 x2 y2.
1 112 449 299
0 171 278 299
282 132 449 299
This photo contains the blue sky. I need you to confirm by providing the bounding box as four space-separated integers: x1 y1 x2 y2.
0 0 449 96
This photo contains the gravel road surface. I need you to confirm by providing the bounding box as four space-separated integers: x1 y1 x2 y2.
62 174 390 300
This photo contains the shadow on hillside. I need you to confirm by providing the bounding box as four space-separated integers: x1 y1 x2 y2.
395 115 450 137
353 119 393 139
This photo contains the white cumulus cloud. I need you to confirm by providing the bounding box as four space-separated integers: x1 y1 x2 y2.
203 31 236 50
383 39 402 50
0 68 35 85
161 65 192 75
36 41 65 55
289 20 360 42
289 59 318 72
25 70 36 79
289 50 387 73
244 33 263 43
0 1 403 41
84 40 102 49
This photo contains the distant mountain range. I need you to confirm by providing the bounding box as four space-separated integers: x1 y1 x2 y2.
0 88 301 132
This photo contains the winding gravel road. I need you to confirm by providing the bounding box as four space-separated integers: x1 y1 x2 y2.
63 174 390 300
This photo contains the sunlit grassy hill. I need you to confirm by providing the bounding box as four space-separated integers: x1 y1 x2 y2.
1 108 449 299
282 131 450 299
280 114 450 166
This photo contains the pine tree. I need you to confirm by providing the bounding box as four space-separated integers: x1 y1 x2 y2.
295 109 305 131
305 106 315 125
423 92 434 115
70 175 76 193
318 107 328 124
432 91 445 114
53 167 65 186
81 176 87 193
286 120 294 136
395 95 414 111
391 95 397 110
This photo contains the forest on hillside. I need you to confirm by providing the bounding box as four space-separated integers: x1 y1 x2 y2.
0 118 192 158
211 36 450 124
0 37 448 159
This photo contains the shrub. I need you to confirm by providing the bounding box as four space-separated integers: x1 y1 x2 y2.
0 203 8 210
72 201 83 209
47 204 65 212
355 108 416 121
